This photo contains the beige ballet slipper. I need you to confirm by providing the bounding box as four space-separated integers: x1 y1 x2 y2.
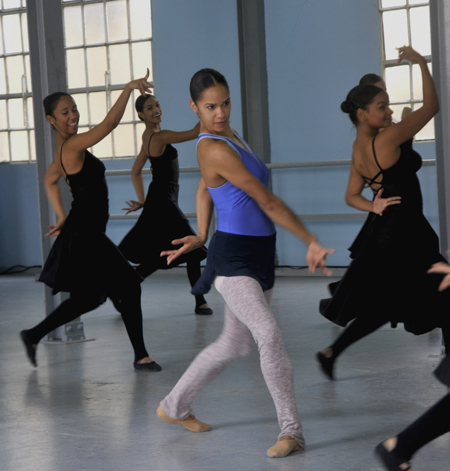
156 405 212 432
266 439 302 458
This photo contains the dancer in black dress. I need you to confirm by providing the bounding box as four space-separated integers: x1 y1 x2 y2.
119 94 212 315
20 70 161 372
317 46 450 380
375 263 450 471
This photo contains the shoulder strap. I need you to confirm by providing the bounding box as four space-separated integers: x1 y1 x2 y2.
59 141 70 185
197 133 243 158
371 136 384 172
147 132 156 158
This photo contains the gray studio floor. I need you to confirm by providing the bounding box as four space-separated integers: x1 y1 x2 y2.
1 270 449 471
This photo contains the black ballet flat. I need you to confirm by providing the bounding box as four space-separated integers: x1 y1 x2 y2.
374 442 411 471
20 330 37 367
195 306 213 315
316 351 335 380
133 360 162 372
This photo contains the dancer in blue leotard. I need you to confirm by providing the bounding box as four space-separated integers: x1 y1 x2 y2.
155 68 335 458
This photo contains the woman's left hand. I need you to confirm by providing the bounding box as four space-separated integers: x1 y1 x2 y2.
373 188 401 215
428 262 450 291
161 235 204 265
122 200 144 214
306 240 336 276
127 68 153 96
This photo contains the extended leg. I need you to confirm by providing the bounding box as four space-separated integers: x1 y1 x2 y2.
375 392 450 469
318 315 389 379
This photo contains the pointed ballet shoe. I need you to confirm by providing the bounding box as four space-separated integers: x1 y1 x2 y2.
156 405 212 432
267 439 302 458
195 305 213 315
374 442 411 471
316 351 335 380
20 330 37 367
133 360 162 372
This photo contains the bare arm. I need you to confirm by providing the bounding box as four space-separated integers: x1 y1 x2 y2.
123 141 148 214
44 162 66 236
67 70 152 153
379 47 439 149
150 122 200 156
162 178 213 265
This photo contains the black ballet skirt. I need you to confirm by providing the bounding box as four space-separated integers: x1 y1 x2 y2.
39 151 142 306
119 141 207 269
320 138 450 335
191 231 276 295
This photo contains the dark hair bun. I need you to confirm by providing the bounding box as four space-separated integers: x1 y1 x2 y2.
341 100 351 114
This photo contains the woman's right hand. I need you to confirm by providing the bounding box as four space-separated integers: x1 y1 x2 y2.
45 218 65 237
397 46 423 65
372 188 401 215
122 200 144 214
127 68 153 96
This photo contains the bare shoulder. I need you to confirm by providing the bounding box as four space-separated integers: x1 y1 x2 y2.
197 136 236 160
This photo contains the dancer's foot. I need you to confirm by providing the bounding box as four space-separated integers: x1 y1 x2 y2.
195 303 213 315
267 436 302 458
374 437 412 470
156 405 212 432
20 330 37 367
133 356 162 372
316 348 335 380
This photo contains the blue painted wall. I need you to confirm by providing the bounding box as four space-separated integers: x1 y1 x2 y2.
0 0 439 270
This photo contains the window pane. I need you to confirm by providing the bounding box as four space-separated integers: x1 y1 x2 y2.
26 97 34 128
111 89 133 121
66 49 86 88
3 14 22 54
89 91 107 124
410 6 431 56
64 6 84 47
29 130 36 161
381 0 406 7
86 46 107 86
93 133 112 158
0 21 3 55
382 10 408 61
84 3 105 44
113 123 133 156
130 0 152 39
132 41 152 81
8 98 24 128
72 93 88 125
0 132 9 162
21 13 29 53
385 65 410 101
106 0 128 42
408 0 426 5
0 59 6 94
10 130 28 161
3 0 21 9
0 100 7 129
413 103 434 140
6 56 25 94
109 44 131 84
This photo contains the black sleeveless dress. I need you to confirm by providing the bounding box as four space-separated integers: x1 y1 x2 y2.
119 136 207 270
320 138 450 335
39 150 142 306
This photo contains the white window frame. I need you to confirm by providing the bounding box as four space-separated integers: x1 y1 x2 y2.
0 2 35 163
62 0 153 159
379 0 433 141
